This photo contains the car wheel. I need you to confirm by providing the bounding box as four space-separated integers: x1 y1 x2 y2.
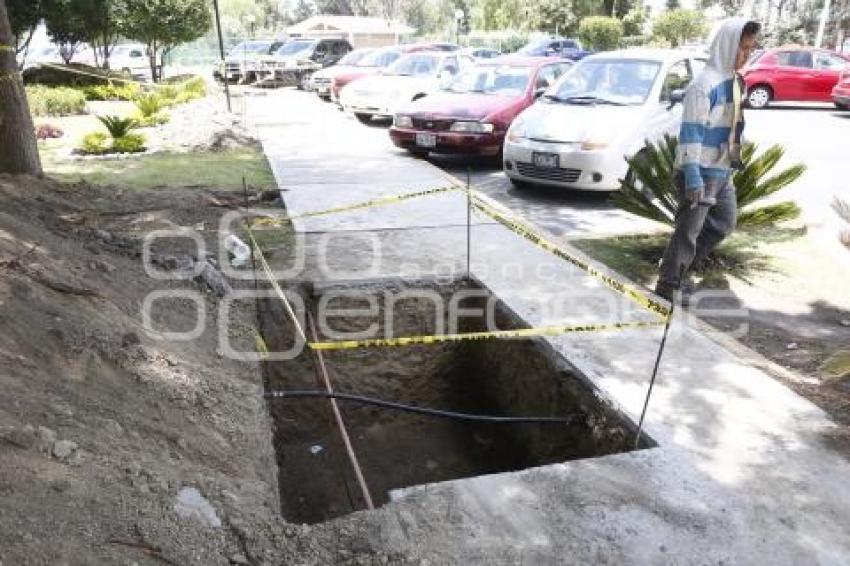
407 149 429 158
509 178 533 190
835 101 850 111
355 113 373 125
746 85 772 109
121 67 131 75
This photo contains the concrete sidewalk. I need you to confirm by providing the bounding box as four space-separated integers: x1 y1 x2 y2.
253 90 850 565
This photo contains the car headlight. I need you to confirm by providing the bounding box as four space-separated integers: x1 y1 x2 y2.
506 120 526 142
449 121 494 134
394 115 413 128
580 140 609 151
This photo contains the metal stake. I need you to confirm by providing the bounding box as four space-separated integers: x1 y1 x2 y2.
466 167 471 279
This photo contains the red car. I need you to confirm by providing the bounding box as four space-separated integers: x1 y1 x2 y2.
742 46 850 109
330 43 458 102
388 56 573 157
833 66 850 110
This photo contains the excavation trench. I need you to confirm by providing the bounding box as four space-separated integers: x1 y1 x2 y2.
259 277 652 524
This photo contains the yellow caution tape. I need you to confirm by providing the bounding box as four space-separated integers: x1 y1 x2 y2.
250 185 460 228
247 219 666 350
469 192 672 320
254 331 270 359
308 320 666 350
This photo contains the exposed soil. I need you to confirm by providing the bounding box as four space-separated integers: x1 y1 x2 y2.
0 173 303 565
259 280 643 524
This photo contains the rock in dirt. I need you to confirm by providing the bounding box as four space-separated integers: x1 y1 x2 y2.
37 426 57 453
840 319 850 328
229 553 249 565
1 424 37 449
174 487 222 528
786 342 799 351
53 440 78 460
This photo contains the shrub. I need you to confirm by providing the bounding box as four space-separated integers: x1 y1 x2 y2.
578 16 624 51
112 133 147 154
97 115 139 139
611 135 805 229
26 85 87 116
620 35 650 48
35 123 64 140
79 132 110 155
136 112 170 127
134 93 166 117
82 82 141 101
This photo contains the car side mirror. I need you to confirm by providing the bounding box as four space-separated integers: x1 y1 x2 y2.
667 89 685 109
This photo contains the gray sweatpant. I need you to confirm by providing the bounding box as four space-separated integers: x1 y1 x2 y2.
658 176 737 288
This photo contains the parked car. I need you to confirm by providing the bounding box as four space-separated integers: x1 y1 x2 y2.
741 47 850 108
832 66 850 109
460 47 502 60
503 49 703 191
340 52 475 123
23 45 62 69
390 56 572 157
517 38 592 61
308 48 374 99
257 38 353 84
330 43 457 102
214 39 285 83
109 44 150 76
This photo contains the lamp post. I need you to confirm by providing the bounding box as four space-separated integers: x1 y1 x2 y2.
454 9 464 46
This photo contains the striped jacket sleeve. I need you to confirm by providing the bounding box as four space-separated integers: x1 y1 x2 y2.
677 84 711 192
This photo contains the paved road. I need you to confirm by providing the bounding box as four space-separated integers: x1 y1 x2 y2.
245 89 850 239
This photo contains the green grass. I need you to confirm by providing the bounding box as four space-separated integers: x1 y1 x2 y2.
40 146 276 192
572 227 805 287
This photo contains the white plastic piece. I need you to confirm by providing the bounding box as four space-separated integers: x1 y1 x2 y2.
224 234 251 268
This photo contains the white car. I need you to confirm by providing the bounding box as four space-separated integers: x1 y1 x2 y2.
503 49 706 191
339 51 474 124
109 44 150 76
308 47 373 97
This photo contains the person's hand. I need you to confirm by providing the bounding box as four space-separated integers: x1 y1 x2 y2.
684 187 703 208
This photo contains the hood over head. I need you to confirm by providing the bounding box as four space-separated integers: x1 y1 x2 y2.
707 17 748 74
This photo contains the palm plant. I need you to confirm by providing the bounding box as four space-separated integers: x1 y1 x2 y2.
133 93 165 118
96 115 139 139
820 198 850 380
611 135 806 229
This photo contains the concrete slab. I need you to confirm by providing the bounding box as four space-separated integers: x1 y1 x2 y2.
252 89 850 564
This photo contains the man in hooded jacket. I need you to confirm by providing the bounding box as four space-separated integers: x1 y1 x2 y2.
656 18 760 302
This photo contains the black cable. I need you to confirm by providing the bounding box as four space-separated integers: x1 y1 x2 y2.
265 390 581 424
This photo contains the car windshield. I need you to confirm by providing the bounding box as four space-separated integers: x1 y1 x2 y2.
356 48 399 67
338 49 370 66
228 41 272 57
445 65 532 96
386 53 439 77
548 59 661 105
518 39 553 55
276 40 316 56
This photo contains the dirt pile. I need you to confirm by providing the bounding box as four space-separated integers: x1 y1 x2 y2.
0 174 300 564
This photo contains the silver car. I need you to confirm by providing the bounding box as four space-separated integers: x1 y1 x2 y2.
502 49 706 191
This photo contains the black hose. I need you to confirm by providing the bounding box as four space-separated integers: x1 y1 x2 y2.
264 390 582 425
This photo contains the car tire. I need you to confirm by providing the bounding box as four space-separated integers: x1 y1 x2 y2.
509 178 533 190
407 149 429 158
835 101 850 111
354 113 373 125
121 67 131 75
746 85 772 109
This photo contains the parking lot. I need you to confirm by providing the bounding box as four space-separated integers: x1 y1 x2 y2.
246 87 849 239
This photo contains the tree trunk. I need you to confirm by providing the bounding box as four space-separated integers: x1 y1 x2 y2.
0 0 42 176
148 42 158 83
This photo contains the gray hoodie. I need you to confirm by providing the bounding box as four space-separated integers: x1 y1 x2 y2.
674 18 748 192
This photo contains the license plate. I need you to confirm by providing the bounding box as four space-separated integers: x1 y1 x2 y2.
532 152 559 168
318 87 329 94
415 133 437 148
